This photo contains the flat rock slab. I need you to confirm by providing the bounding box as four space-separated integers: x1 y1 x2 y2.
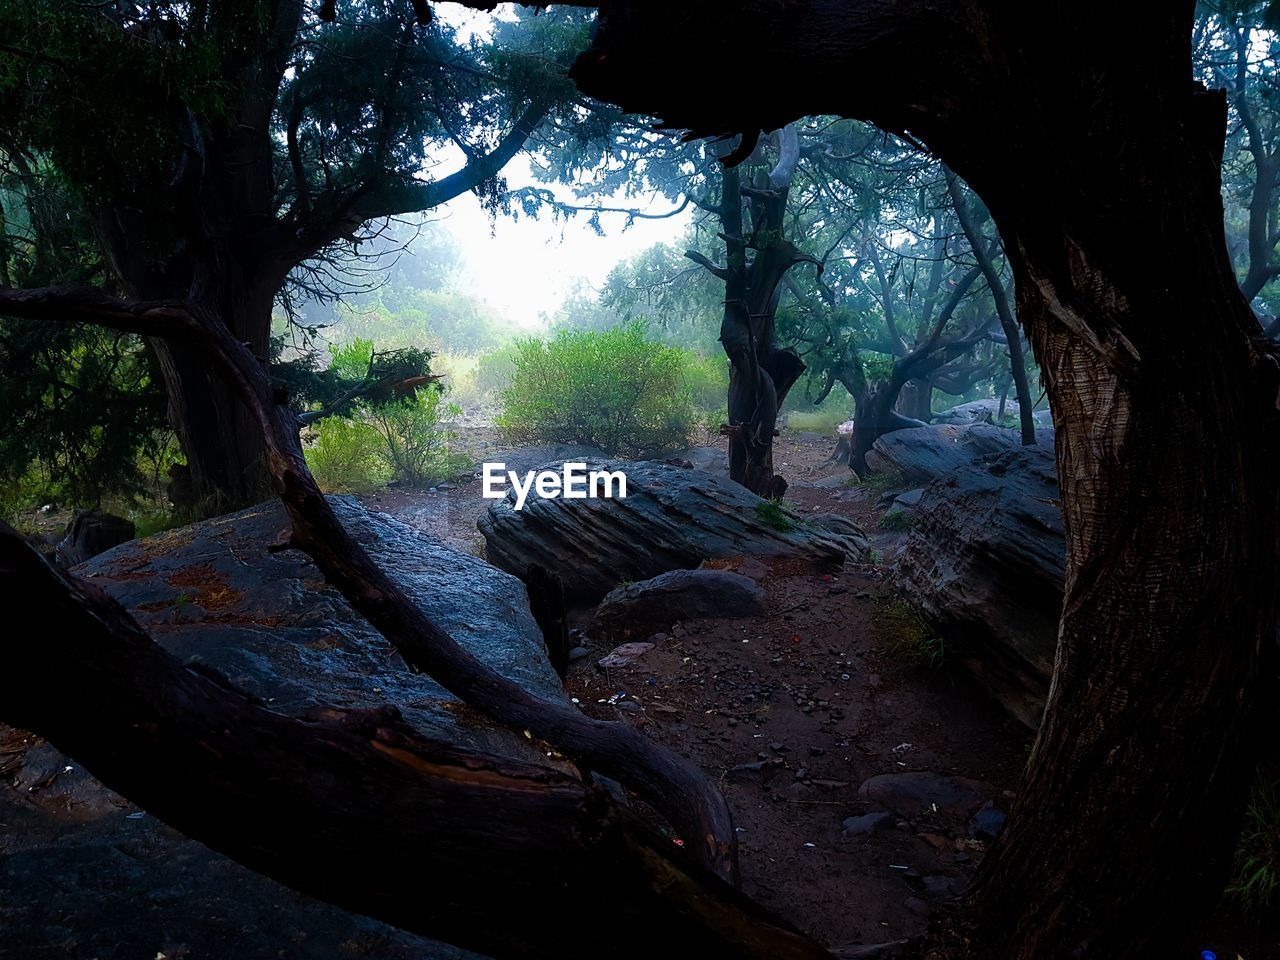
3 496 563 960
891 435 1063 729
590 568 766 642
73 496 565 756
858 772 1001 819
865 423 1032 487
479 458 870 602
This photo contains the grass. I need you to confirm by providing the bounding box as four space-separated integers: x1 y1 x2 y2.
851 468 905 495
878 509 914 531
754 498 797 532
786 409 847 434
1229 765 1280 915
878 599 946 670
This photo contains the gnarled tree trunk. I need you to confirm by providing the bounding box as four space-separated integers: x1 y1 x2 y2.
571 3 1280 956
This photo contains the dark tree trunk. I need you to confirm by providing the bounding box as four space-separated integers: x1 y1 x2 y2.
695 128 810 497
572 4 1280 956
896 378 933 422
951 85 1280 960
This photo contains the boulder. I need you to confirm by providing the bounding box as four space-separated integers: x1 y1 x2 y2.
864 423 1030 486
478 458 870 602
891 435 1064 729
55 509 135 567
2 497 560 959
858 772 1001 819
590 568 766 642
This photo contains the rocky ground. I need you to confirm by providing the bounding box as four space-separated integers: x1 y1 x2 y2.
3 429 1276 958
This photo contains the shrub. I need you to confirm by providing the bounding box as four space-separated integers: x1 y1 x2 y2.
305 415 390 492
1229 765 1280 916
366 389 470 488
472 342 521 400
496 323 697 457
304 339 468 490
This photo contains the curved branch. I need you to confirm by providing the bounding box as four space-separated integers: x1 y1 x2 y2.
0 283 740 882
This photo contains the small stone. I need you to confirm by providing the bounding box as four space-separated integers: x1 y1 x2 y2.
617 700 641 714
842 812 893 836
567 646 590 663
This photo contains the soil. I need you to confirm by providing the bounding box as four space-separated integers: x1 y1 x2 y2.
4 430 1276 958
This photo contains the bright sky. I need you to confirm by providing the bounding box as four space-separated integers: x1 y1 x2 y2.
424 155 692 330
413 4 694 330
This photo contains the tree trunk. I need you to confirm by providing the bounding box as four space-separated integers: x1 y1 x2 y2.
571 5 1280 956
0 521 832 960
954 81 1280 960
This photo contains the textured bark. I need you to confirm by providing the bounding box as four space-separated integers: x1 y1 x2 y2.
0 522 832 960
695 127 810 496
573 3 1280 957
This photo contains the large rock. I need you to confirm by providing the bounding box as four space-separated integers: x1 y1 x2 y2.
55 509 135 567
590 568 766 642
2 496 562 959
864 423 1031 487
479 458 870 602
891 433 1064 729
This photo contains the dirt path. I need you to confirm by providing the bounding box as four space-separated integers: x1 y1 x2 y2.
370 434 1031 949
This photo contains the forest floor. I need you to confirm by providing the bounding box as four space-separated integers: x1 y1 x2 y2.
4 430 1275 957
367 430 1280 958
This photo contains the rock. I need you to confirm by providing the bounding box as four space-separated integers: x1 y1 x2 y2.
891 431 1063 729
597 641 656 669
478 443 607 477
970 803 1008 839
835 941 910 958
590 569 766 642
68 497 566 755
479 459 870 602
55 510 135 567
858 772 1000 818
864 423 1030 486
931 398 1014 425
673 445 729 474
922 875 968 899
811 472 854 490
890 488 924 512
842 811 894 836
567 645 591 663
8 496 547 958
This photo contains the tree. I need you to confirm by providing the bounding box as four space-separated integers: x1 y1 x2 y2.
572 2 1280 957
0 0 575 509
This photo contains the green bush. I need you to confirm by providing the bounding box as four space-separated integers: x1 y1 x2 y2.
1229 765 1280 916
684 354 729 414
306 415 390 492
366 388 470 488
304 339 469 491
471 342 521 400
496 323 697 457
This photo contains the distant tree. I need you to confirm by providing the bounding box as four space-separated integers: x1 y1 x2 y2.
0 0 581 509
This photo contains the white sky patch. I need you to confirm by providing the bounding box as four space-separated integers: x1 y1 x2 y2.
416 4 693 330
423 151 693 330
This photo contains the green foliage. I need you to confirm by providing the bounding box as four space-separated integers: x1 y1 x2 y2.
366 389 470 488
304 338 468 490
1229 765 1280 916
496 323 697 457
754 498 796 532
879 601 946 670
878 509 914 531
684 354 730 414
306 416 390 493
471 342 522 400
0 321 171 508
